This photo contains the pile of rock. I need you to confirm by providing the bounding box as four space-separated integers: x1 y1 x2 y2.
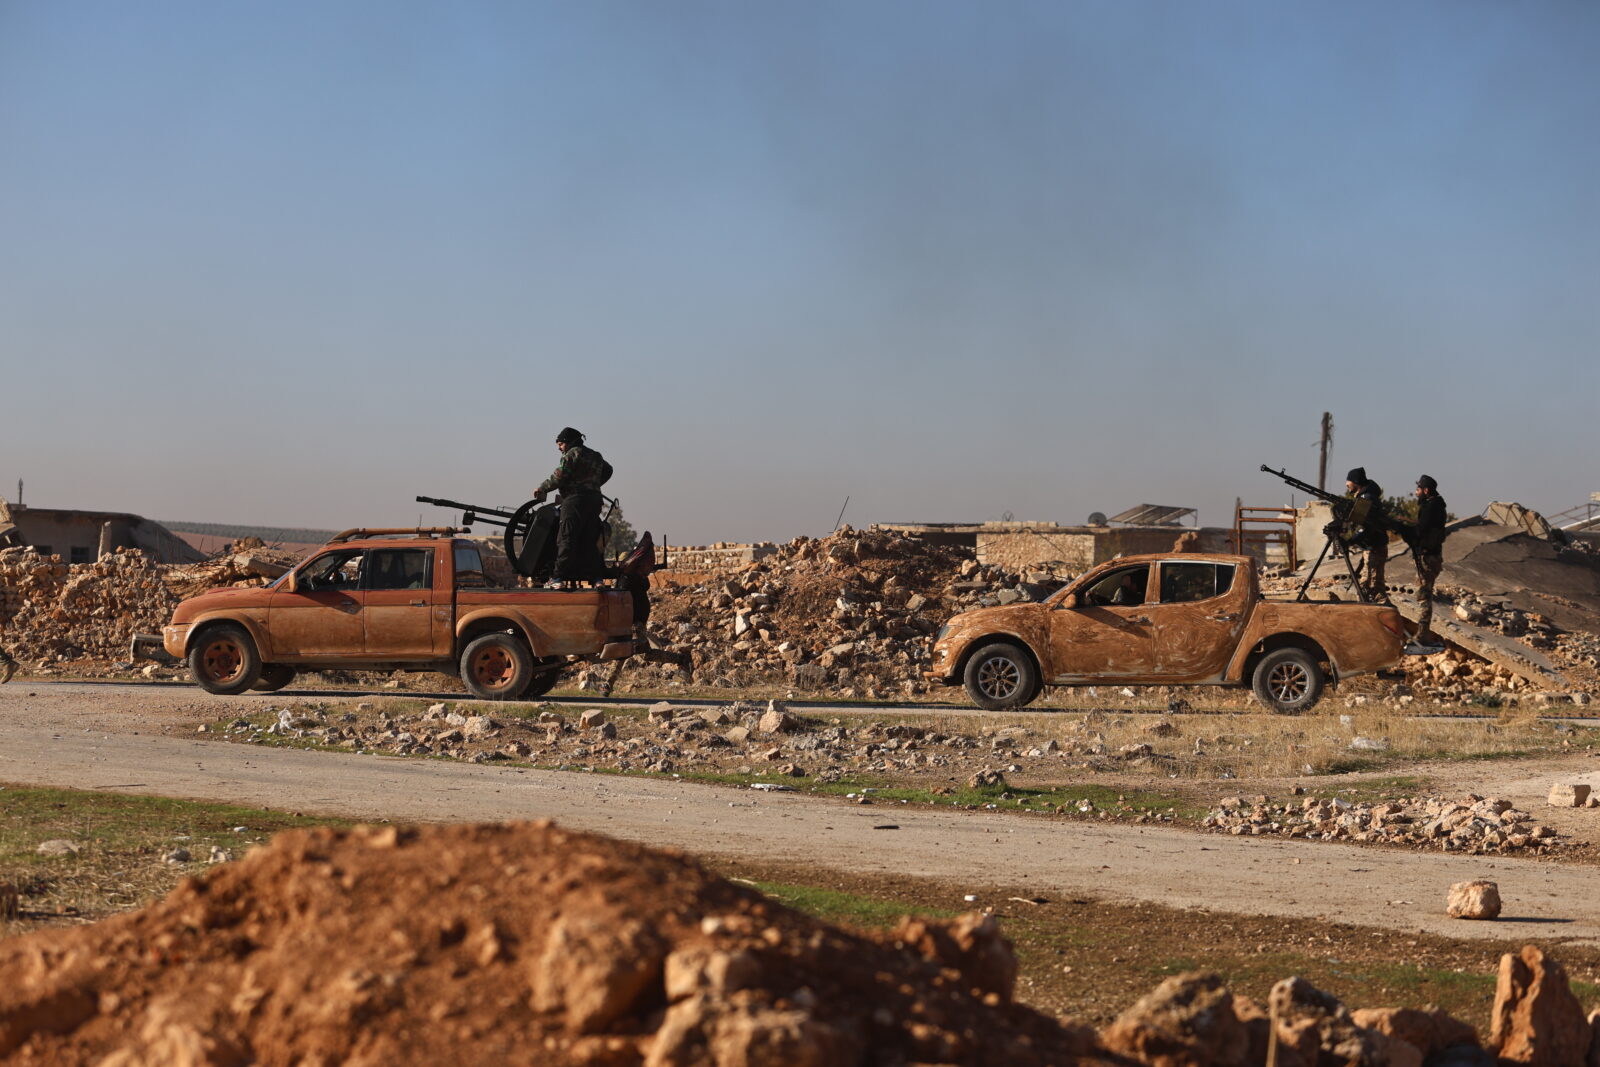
0 543 296 673
633 526 1073 698
1202 792 1569 855
0 546 177 667
1104 944 1600 1067
1402 646 1537 700
231 700 1188 788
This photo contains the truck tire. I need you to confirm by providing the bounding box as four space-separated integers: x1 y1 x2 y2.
189 624 263 696
521 668 561 699
250 664 297 693
461 633 537 701
962 642 1040 710
1251 647 1324 714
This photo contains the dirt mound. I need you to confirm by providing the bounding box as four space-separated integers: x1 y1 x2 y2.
3 821 1594 1065
0 821 1112 1066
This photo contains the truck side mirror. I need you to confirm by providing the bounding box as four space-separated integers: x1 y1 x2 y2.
1059 592 1079 609
283 571 298 593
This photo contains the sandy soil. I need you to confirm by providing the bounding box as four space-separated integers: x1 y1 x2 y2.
4 681 1600 948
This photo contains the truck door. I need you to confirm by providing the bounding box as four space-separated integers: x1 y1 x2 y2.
363 547 439 658
1150 561 1247 679
268 549 366 658
1048 564 1159 681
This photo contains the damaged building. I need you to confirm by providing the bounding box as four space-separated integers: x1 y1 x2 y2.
875 505 1237 571
0 498 205 565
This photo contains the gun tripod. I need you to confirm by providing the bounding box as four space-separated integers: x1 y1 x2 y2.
1294 527 1371 604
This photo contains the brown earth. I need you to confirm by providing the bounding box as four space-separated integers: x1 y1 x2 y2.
3 819 1599 1066
0 820 1118 1065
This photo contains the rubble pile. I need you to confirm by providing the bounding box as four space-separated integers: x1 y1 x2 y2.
0 547 177 667
636 526 1073 698
1 820 1596 1065
231 700 1192 788
0 540 297 673
1203 793 1572 855
1404 646 1538 700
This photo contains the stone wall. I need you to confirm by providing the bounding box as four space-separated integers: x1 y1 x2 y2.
656 542 777 574
975 526 1237 571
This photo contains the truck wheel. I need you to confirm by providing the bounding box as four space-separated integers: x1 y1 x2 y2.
189 624 263 696
1252 648 1324 714
521 668 561 699
250 664 297 693
963 642 1040 710
461 633 536 701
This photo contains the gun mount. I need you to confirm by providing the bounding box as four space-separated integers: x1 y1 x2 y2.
1258 465 1378 603
416 494 633 581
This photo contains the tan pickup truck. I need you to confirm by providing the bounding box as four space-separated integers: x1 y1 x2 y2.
163 528 639 700
929 552 1406 713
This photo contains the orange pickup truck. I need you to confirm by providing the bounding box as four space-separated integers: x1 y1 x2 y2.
929 552 1406 713
163 528 639 700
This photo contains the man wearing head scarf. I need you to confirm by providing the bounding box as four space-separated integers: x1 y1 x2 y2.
1409 474 1448 647
1343 467 1390 602
532 427 613 588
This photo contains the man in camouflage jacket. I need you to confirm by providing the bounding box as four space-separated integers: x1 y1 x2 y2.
1409 474 1448 645
533 427 611 586
1344 467 1389 602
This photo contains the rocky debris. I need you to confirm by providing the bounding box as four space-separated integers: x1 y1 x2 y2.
0 541 300 676
1446 880 1502 920
626 526 1077 699
1349 1007 1479 1065
1202 794 1568 856
1101 970 1263 1064
1268 974 1408 1065
1104 968 1496 1067
1489 945 1595 1065
1547 782 1592 808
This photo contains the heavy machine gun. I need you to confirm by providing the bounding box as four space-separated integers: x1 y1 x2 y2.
416 494 618 581
1258 465 1391 603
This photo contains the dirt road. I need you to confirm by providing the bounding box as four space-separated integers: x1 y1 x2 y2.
4 681 1599 945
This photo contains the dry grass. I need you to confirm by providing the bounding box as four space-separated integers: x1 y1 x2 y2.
0 785 346 934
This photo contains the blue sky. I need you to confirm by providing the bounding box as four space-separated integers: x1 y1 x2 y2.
3 1 1595 543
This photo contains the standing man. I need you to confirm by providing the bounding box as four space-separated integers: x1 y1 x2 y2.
0 645 16 684
1409 474 1448 650
1344 467 1390 601
532 427 612 588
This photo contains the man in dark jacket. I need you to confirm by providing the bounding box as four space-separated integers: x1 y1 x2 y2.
1343 467 1390 601
1409 474 1448 647
532 427 612 588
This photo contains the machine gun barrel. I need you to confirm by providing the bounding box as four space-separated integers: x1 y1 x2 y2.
415 495 519 528
1258 465 1341 505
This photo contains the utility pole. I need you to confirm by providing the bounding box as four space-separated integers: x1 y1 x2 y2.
1316 413 1333 492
